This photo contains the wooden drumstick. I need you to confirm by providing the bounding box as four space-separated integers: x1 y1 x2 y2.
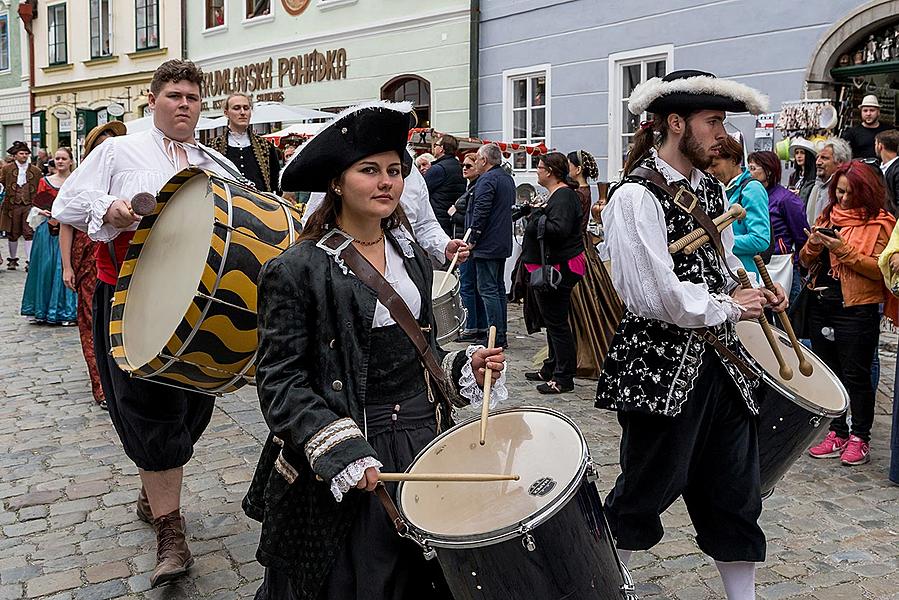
683 207 748 254
379 472 519 482
737 268 793 381
479 326 497 446
668 205 746 254
753 256 813 377
436 228 472 296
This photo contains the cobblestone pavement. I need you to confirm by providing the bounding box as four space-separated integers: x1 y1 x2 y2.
1 268 897 600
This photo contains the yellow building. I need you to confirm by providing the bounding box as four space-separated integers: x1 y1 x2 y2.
30 1 181 158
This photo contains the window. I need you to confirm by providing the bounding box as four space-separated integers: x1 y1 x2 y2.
381 76 431 128
135 0 159 50
90 0 113 58
607 45 673 178
0 15 9 72
48 4 67 66
503 66 550 172
205 0 225 29
246 0 271 19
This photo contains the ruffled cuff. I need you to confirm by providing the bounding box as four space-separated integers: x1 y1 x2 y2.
330 456 383 502
458 344 508 408
711 293 746 323
86 194 123 242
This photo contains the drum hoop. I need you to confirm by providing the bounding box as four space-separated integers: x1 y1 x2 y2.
396 406 591 549
432 271 460 303
142 174 235 379
741 331 849 418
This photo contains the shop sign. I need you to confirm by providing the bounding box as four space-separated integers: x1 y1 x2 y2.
107 102 125 117
201 48 348 110
59 118 72 133
53 107 70 119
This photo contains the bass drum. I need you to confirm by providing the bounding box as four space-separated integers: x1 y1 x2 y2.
736 321 849 496
397 407 636 600
109 167 301 394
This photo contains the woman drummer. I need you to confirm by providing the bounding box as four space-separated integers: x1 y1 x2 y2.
243 101 507 600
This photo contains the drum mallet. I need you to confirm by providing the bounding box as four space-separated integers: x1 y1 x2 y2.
479 325 497 446
753 256 813 377
436 228 472 296
737 268 793 381
670 205 747 255
130 192 158 217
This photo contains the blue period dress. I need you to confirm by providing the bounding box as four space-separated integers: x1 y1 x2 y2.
21 177 77 324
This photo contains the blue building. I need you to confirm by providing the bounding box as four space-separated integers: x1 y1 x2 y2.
477 0 898 184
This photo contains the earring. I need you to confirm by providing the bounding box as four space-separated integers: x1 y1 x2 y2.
334 187 341 195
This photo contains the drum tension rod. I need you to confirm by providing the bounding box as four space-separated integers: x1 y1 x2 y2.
213 221 289 252
194 292 257 315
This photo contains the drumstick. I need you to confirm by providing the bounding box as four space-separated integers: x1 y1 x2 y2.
682 206 748 254
436 228 472 296
753 256 813 377
130 192 158 217
737 268 794 381
479 326 497 446
379 473 519 482
668 205 746 254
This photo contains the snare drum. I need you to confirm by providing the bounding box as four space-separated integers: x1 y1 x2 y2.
431 269 466 344
109 168 301 394
736 321 849 496
397 407 635 600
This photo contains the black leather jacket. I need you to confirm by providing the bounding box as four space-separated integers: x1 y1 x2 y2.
243 231 468 597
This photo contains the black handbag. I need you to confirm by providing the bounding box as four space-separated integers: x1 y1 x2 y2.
528 215 561 291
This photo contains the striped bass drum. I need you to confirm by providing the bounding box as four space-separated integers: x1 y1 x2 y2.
109 167 301 394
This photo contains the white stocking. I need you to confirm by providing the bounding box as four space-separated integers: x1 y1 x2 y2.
8 240 17 259
715 560 756 600
23 240 31 259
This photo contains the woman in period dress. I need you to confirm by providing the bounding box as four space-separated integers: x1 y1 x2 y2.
243 101 506 600
21 147 77 325
565 149 623 378
60 121 126 408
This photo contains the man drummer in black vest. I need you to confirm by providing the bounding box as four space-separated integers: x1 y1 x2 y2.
595 70 787 600
53 60 239 588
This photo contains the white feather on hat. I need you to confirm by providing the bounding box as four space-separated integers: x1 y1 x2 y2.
628 75 769 116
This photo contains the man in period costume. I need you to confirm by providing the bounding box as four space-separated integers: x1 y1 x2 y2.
53 60 239 588
209 92 281 193
595 70 787 600
0 141 42 269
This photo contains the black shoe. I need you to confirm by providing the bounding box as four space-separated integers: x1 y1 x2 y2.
457 330 484 343
525 371 549 382
536 380 574 394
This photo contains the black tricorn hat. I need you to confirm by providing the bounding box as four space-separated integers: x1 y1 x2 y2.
6 141 30 155
628 69 769 117
281 101 414 192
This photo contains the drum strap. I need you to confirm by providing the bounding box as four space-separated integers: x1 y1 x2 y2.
697 328 759 381
374 483 409 536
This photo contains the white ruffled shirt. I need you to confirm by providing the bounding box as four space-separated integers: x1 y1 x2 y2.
604 150 746 327
302 160 451 262
16 160 28 186
227 129 251 148
52 127 238 241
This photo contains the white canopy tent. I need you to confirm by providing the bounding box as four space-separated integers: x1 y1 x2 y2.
124 115 223 134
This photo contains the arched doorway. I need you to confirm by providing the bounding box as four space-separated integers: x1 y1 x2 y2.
381 75 431 128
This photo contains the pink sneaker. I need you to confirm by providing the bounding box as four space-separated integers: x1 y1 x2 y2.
840 436 870 466
808 431 848 458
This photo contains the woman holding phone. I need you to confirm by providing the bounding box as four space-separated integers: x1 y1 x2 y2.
801 160 895 466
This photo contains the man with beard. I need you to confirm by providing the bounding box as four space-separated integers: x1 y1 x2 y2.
595 70 787 600
842 95 894 160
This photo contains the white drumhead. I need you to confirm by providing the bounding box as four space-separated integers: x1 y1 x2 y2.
121 175 216 368
398 409 587 540
736 321 848 415
432 270 459 300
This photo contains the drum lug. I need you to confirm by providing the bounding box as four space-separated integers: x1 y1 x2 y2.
519 525 537 552
422 545 437 561
586 461 599 483
809 415 822 428
619 562 638 600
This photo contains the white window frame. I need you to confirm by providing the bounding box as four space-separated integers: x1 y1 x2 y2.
502 64 551 174
243 0 274 25
89 0 113 59
0 13 9 73
204 0 228 34
318 0 357 10
607 44 674 179
47 2 68 66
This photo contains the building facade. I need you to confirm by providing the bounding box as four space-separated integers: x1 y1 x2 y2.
0 1 30 153
30 0 182 158
478 0 894 184
187 0 474 135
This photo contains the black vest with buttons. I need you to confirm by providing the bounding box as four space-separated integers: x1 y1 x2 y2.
595 156 758 417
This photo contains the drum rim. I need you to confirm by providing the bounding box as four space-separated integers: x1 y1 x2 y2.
396 406 591 549
738 325 849 417
431 270 461 303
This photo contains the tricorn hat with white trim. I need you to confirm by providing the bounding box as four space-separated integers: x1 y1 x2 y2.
628 69 769 117
281 100 414 192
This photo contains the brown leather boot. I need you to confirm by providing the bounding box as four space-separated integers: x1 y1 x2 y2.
136 487 153 524
150 510 193 587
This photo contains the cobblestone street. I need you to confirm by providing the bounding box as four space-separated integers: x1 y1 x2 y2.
1 268 897 600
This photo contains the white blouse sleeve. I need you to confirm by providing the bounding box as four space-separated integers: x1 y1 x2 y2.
53 142 121 241
604 183 742 328
401 167 450 262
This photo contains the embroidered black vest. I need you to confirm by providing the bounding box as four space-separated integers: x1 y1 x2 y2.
595 157 758 417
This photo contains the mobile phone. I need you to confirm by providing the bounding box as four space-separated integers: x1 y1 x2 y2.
815 226 840 238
